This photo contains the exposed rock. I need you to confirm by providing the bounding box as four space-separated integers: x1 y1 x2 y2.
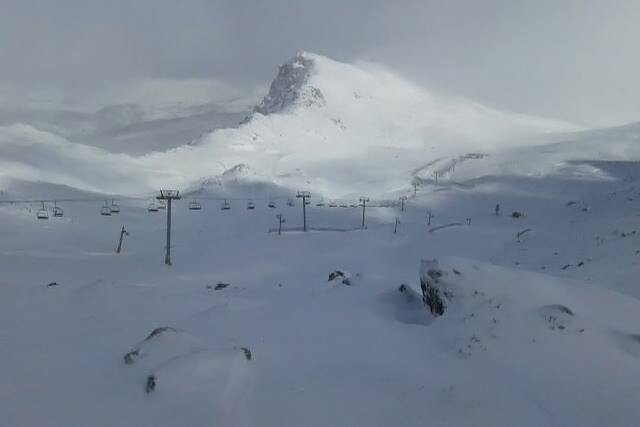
328 270 352 286
123 326 179 365
239 347 252 361
253 53 325 115
144 326 178 341
419 259 452 316
537 304 575 331
123 350 139 365
145 375 156 393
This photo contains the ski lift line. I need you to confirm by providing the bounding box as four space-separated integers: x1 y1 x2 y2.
0 190 398 207
0 195 153 204
1 196 398 209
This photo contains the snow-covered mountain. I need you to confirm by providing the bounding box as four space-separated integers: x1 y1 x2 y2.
0 52 585 197
3 52 640 427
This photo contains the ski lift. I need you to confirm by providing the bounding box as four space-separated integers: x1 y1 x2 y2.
53 201 64 217
316 201 325 207
350 203 358 208
340 203 348 208
147 202 159 213
100 202 112 216
36 202 49 220
328 201 338 208
221 200 231 210
157 200 166 210
188 199 202 210
247 200 255 210
286 198 295 207
268 200 276 208
110 199 120 214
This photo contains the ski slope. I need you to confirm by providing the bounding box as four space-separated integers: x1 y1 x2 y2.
1 146 640 426
1 52 640 426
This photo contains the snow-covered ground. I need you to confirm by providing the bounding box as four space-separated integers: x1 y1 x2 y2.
1 53 639 426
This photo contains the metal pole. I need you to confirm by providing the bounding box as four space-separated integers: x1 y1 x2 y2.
157 190 180 266
296 191 310 232
116 225 127 254
277 214 284 235
394 217 399 233
360 197 369 229
165 198 172 265
302 196 307 231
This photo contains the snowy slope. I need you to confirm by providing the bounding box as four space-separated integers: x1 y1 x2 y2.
1 178 639 426
2 51 640 427
0 52 581 197
0 103 248 155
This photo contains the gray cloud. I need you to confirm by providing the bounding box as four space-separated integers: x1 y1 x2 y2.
0 0 638 125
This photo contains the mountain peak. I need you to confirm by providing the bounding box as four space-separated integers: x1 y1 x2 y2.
253 52 326 115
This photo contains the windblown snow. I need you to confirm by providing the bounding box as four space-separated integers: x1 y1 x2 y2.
1 52 640 427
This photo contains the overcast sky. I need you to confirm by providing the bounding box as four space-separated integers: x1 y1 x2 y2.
0 0 638 126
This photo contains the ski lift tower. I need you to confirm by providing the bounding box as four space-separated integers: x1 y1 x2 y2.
157 189 181 265
296 191 311 232
359 197 370 229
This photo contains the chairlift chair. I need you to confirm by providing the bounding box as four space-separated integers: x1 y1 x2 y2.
328 201 338 208
110 200 120 214
316 201 325 207
221 200 231 210
36 202 49 220
188 199 202 210
157 200 166 210
53 201 64 217
286 199 295 207
268 201 276 208
147 202 159 213
340 203 348 208
100 202 112 216
247 200 256 210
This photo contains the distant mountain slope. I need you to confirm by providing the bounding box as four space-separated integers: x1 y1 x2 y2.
2 52 635 198
0 104 248 155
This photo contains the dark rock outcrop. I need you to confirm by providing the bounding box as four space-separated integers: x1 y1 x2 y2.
419 259 451 316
